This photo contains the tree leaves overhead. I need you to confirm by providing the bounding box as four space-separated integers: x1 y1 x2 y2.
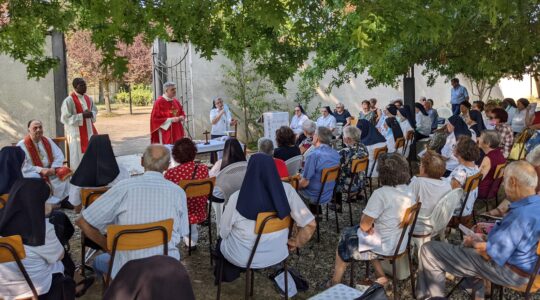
1 0 540 91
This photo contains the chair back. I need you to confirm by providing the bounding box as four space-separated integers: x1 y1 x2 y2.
486 163 506 199
457 172 483 218
282 174 301 190
0 193 8 209
320 165 340 184
0 235 38 298
368 146 388 177
52 137 70 168
285 155 303 176
392 202 421 257
415 189 463 236
81 187 109 208
351 157 369 174
522 242 540 294
394 137 405 153
179 177 215 198
437 107 453 119
350 117 358 127
216 161 248 204
246 212 293 269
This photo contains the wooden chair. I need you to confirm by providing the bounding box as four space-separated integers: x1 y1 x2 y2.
179 177 216 259
79 187 109 277
349 202 422 300
105 219 173 287
52 137 70 168
216 212 293 300
447 172 483 237
344 157 369 226
0 235 38 299
394 137 405 154
477 163 506 212
281 174 301 191
402 130 414 156
0 193 8 209
367 146 388 194
314 165 341 242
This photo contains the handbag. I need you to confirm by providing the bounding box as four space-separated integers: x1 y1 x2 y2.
354 283 388 300
509 129 534 160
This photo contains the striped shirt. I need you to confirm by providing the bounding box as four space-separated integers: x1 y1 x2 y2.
82 171 189 278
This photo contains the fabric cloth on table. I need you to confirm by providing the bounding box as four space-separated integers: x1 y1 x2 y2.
0 146 25 195
300 144 340 204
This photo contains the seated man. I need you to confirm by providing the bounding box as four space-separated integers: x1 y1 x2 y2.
298 127 340 212
16 120 71 205
257 137 289 178
416 161 540 299
75 145 189 280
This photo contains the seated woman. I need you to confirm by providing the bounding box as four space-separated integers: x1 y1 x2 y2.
397 106 414 136
383 117 404 153
488 108 513 158
0 146 25 195
316 106 337 131
441 115 476 174
445 136 481 228
356 119 387 178
334 126 369 210
477 130 506 199
359 100 376 125
69 135 129 212
257 137 289 178
208 138 246 231
165 138 210 249
298 120 317 157
329 153 414 286
511 98 533 134
468 110 486 137
290 104 309 136
415 103 432 139
459 101 472 123
273 126 301 162
214 154 317 282
409 151 451 231
0 179 75 299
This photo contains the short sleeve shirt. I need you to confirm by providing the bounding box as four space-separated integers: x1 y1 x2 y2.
316 115 337 129
450 85 469 104
334 110 352 124
301 144 340 204
445 164 480 216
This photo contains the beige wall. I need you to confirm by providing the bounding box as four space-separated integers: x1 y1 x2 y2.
0 36 57 147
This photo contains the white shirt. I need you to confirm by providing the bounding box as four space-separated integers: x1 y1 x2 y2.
415 113 432 136
81 171 189 278
220 183 314 269
0 222 64 300
366 142 387 177
511 108 528 133
445 165 480 216
290 114 309 135
409 176 452 218
399 119 413 137
506 106 517 125
210 107 232 136
17 137 69 204
316 115 337 129
209 160 225 199
362 185 414 256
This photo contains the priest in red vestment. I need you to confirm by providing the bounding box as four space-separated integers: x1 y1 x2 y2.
150 82 186 144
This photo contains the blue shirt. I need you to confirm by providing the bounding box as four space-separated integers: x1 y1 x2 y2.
450 85 469 104
427 108 439 130
486 194 540 274
301 144 340 204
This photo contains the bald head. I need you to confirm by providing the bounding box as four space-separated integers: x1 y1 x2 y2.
504 161 538 201
143 145 170 172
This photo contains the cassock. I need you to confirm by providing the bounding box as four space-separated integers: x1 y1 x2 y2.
60 92 98 170
17 136 71 204
150 95 186 144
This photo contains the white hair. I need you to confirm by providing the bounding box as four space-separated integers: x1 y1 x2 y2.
343 126 361 143
302 120 317 134
143 145 171 172
257 138 274 155
505 160 538 189
163 82 176 91
526 146 540 167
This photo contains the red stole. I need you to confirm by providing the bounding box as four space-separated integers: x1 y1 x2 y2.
24 136 53 181
150 96 185 144
71 92 98 153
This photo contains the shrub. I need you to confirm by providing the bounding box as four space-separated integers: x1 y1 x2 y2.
114 84 153 106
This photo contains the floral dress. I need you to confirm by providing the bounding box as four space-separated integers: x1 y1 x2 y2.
165 161 209 224
338 143 369 192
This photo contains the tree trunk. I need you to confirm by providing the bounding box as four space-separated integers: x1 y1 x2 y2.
99 81 104 104
104 80 112 113
534 74 540 99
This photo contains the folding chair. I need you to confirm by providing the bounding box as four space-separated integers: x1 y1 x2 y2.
447 172 483 237
78 187 109 277
394 137 405 154
285 155 303 176
367 146 388 194
216 212 293 300
281 174 301 191
314 165 340 242
349 202 422 300
52 137 70 168
477 163 506 212
105 218 173 287
0 193 8 209
179 177 216 259
344 157 369 226
0 235 38 299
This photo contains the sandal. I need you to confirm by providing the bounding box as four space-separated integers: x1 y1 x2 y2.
75 276 95 298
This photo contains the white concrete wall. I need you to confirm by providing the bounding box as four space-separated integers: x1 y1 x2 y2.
0 37 57 147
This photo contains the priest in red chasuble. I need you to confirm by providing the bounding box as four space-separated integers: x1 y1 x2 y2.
150 82 186 144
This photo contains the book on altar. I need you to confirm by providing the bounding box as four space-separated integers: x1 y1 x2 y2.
356 228 382 252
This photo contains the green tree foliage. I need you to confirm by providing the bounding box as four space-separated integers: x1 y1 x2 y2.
115 84 153 106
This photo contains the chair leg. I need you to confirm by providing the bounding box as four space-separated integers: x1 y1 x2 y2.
80 237 86 278
408 249 416 299
250 270 255 297
188 225 192 256
284 261 289 300
369 177 373 194
392 261 398 300
245 268 251 299
217 259 224 300
446 277 465 298
334 203 340 233
316 209 320 242
348 200 353 226
326 204 329 221
208 203 213 265
365 261 370 280
349 261 355 287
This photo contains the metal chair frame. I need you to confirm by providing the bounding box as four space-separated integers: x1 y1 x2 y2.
0 236 38 299
314 165 341 242
448 172 483 238
477 163 506 212
344 157 369 226
367 146 388 194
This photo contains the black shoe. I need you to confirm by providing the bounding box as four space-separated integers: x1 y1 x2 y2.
60 198 74 210
75 276 95 298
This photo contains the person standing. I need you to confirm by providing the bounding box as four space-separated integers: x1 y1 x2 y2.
209 97 237 139
150 82 186 145
60 78 98 170
450 78 469 115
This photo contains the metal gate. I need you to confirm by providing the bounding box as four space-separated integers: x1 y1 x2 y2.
151 41 195 138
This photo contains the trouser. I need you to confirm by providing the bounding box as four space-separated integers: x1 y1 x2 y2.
416 241 527 300
38 273 75 300
183 224 199 246
452 104 461 115
93 253 110 279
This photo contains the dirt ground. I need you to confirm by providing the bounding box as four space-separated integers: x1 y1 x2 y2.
75 108 533 299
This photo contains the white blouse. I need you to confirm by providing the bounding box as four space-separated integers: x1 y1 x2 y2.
316 115 337 129
290 114 309 135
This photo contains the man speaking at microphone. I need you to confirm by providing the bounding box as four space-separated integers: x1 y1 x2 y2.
150 82 186 144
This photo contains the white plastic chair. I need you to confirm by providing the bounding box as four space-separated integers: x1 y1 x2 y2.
436 107 453 120
412 188 463 256
216 161 248 205
285 155 303 175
